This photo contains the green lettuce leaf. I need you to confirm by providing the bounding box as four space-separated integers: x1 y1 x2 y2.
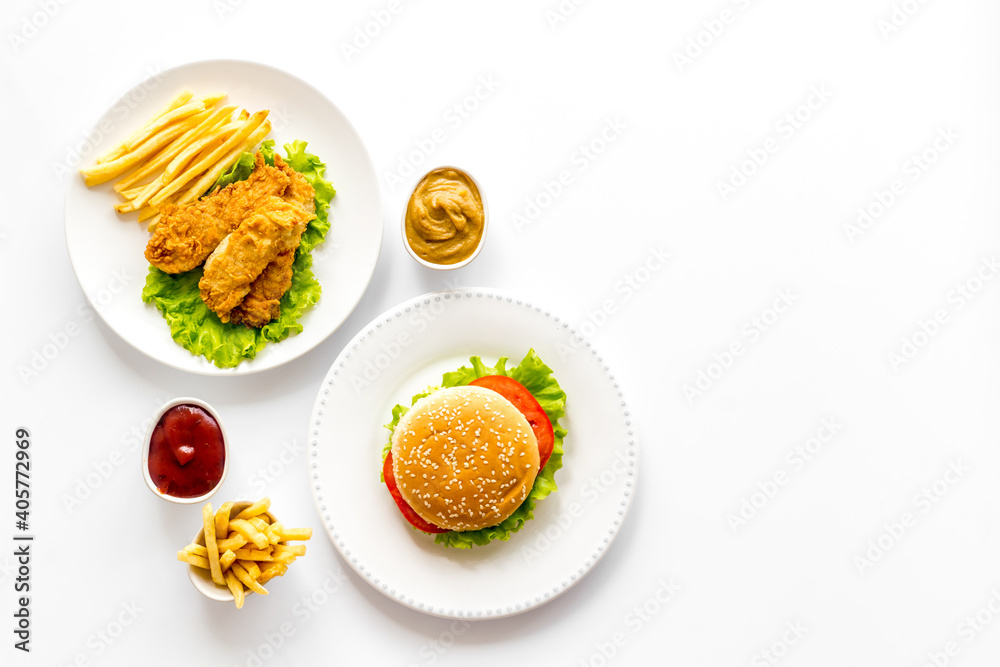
281 140 335 254
212 150 257 190
141 140 335 368
382 349 568 549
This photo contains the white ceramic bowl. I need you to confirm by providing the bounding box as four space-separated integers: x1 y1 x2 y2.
401 166 488 270
141 397 228 505
186 501 278 602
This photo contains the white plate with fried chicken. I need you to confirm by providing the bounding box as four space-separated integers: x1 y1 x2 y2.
64 59 383 374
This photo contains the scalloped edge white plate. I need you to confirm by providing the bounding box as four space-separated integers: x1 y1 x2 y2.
64 59 383 375
307 288 637 619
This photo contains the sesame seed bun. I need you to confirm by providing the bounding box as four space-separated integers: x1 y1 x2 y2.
391 385 540 532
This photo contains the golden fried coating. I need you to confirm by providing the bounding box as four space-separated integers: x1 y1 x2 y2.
228 155 316 328
198 197 311 322
227 248 298 328
144 153 291 274
144 150 318 327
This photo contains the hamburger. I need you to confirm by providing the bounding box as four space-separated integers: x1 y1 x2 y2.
382 350 567 548
391 385 540 532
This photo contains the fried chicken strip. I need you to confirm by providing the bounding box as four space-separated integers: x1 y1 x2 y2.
227 248 299 328
228 159 317 328
198 197 312 322
275 155 317 216
144 153 291 274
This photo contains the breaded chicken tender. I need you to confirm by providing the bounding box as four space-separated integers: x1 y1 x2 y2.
144 147 318 327
227 248 299 328
227 159 316 327
198 197 312 322
275 155 316 217
144 153 292 274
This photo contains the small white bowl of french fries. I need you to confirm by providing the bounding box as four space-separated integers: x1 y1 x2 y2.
177 498 311 608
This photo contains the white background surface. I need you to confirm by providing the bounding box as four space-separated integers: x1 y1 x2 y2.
3 1 999 666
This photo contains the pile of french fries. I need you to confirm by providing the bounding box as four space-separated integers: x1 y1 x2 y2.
178 498 311 609
79 91 272 230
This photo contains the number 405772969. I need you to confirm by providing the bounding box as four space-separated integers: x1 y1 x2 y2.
15 428 30 530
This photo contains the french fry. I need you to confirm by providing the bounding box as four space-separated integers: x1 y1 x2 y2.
175 118 272 206
277 527 313 542
121 117 239 208
111 108 216 192
138 192 178 223
150 110 268 207
122 95 223 153
83 95 224 187
96 91 193 164
138 207 160 223
177 551 209 569
233 548 273 561
215 501 234 539
181 499 310 608
229 519 268 550
202 503 225 586
183 543 208 558
273 544 307 557
160 117 243 181
85 89 278 231
117 184 147 200
216 534 248 552
219 549 237 572
114 199 140 214
235 498 271 520
248 516 270 532
224 570 245 609
271 551 298 565
232 563 268 596
238 560 262 580
113 105 235 192
81 121 191 186
257 563 287 584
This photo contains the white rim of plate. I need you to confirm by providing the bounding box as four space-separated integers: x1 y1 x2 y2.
307 287 638 619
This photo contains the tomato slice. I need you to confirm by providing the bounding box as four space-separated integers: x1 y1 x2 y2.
469 375 555 471
382 451 449 534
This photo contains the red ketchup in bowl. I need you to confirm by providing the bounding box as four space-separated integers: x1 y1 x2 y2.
147 404 225 498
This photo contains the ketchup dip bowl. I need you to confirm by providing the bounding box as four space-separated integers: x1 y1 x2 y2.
142 397 228 505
